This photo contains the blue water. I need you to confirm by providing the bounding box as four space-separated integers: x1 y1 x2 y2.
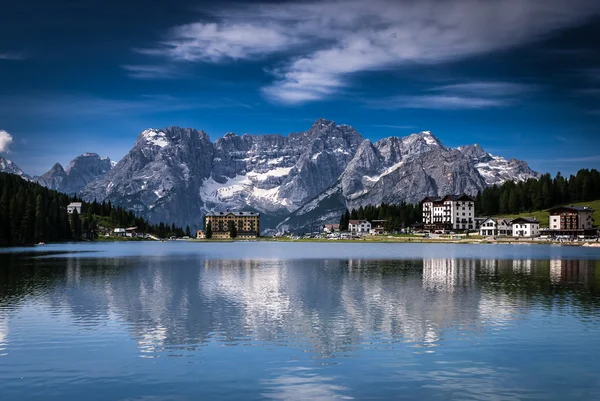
1 242 599 400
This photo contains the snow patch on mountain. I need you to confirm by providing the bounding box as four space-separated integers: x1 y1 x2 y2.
142 129 169 148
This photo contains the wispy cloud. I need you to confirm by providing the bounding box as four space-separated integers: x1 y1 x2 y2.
0 130 13 153
531 155 600 163
371 124 416 129
366 80 534 110
137 0 600 103
371 95 508 110
581 68 600 82
0 53 26 61
556 155 600 162
0 94 253 117
122 64 184 79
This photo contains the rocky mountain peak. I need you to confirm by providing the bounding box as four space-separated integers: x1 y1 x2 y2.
34 154 113 195
21 120 540 234
49 162 66 173
0 156 31 180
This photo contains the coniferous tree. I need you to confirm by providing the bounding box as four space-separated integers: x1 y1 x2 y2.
229 220 237 238
71 209 81 241
206 222 212 239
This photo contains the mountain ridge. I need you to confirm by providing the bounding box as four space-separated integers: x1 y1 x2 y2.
1 119 541 232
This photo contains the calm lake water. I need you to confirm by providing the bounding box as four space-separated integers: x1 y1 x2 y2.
1 242 600 400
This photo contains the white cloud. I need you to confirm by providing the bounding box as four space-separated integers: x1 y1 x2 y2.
144 22 300 62
0 130 14 153
366 80 534 110
139 0 600 103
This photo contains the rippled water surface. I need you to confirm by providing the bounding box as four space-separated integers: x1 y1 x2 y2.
1 242 600 400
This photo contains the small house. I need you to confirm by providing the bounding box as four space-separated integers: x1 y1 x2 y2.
125 227 137 237
479 218 513 237
323 224 340 234
512 217 540 238
370 220 387 235
113 228 126 237
196 230 206 239
348 219 371 234
67 202 82 214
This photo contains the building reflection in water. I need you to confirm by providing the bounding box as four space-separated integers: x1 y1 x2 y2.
0 255 598 361
550 259 596 284
512 259 532 275
422 258 476 292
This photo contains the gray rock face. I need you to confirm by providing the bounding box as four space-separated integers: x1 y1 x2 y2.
26 119 538 232
458 144 541 185
34 153 113 195
0 157 30 180
81 127 214 226
277 130 539 233
35 163 68 190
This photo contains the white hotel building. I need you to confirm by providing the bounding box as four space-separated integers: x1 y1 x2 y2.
422 194 476 232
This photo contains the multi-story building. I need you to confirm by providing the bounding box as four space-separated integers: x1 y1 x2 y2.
479 218 513 237
370 220 388 235
547 205 596 237
205 211 260 239
422 194 476 232
348 219 371 235
512 217 540 237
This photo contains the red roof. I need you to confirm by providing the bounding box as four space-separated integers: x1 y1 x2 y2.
349 220 368 224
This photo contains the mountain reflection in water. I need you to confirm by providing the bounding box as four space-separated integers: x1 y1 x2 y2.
0 251 599 401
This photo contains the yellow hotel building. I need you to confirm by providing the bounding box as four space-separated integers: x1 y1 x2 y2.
205 211 261 239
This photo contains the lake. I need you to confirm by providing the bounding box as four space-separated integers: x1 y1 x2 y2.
1 242 599 400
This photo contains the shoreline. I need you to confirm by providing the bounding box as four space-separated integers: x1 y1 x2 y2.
190 237 600 247
4 237 599 248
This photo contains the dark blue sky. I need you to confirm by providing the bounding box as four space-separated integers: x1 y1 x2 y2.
1 0 599 175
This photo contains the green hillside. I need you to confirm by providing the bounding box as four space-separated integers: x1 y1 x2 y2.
493 199 600 228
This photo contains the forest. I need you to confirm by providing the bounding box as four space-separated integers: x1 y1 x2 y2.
0 172 187 245
339 202 422 232
475 168 600 216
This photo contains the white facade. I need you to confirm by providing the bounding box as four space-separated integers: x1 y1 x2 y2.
67 202 82 214
422 195 476 231
512 219 540 237
479 218 513 237
348 220 371 234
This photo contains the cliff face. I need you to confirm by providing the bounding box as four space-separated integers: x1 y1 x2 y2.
21 119 538 232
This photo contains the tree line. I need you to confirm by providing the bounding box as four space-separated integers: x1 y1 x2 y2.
0 172 186 245
339 202 422 232
476 168 600 216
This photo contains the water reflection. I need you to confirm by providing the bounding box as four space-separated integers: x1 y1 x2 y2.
1 252 600 400
1 255 598 359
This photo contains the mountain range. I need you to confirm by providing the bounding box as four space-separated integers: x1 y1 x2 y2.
0 119 540 233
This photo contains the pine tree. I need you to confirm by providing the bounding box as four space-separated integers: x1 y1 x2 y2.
206 222 212 239
71 209 82 241
229 220 237 238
